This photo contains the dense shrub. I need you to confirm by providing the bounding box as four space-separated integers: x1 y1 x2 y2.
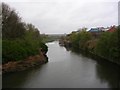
62 26 120 64
66 29 92 50
95 28 119 64
2 3 48 64
2 39 48 64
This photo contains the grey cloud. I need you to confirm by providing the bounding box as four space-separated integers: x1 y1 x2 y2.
2 1 118 34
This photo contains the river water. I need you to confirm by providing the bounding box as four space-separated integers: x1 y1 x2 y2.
3 41 120 88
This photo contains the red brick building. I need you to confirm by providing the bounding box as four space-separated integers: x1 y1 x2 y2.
107 26 116 32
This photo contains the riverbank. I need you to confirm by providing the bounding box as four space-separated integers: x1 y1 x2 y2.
2 3 49 74
80 49 120 66
59 27 120 66
59 40 120 66
3 41 120 88
2 51 48 74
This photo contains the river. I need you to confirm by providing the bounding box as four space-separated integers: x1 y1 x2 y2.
3 41 120 88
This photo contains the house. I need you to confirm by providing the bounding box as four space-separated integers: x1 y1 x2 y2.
88 27 104 38
107 26 116 32
101 27 110 31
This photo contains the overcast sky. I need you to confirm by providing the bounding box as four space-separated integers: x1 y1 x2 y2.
2 0 119 34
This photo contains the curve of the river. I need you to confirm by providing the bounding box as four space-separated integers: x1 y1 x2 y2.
3 41 120 88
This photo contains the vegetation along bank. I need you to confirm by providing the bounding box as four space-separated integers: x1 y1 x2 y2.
59 26 120 65
2 3 48 74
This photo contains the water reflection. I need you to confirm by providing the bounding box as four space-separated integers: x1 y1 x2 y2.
64 45 120 88
3 65 44 88
95 60 120 88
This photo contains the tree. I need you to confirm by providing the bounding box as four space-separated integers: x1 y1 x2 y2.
2 3 48 63
2 3 25 39
65 28 92 51
95 28 120 64
78 30 92 50
95 32 111 58
0 3 1 64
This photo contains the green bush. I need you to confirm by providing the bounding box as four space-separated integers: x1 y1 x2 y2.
95 29 119 63
67 30 92 50
2 39 48 64
2 3 48 64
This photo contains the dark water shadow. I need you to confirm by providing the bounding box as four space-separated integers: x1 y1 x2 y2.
63 45 120 88
95 60 120 88
2 64 46 88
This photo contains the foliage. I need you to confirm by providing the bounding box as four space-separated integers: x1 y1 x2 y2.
41 34 63 43
2 3 48 64
69 32 80 49
66 29 92 50
3 39 48 64
0 38 1 64
2 3 26 39
95 28 120 63
95 32 112 58
62 26 120 64
118 25 120 61
78 30 92 50
95 27 119 63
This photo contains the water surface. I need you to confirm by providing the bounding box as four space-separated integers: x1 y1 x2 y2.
3 41 120 88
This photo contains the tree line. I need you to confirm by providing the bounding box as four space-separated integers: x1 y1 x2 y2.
60 27 120 65
2 3 48 64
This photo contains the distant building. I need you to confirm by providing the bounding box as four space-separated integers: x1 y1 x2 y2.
107 26 116 32
88 27 104 38
99 27 110 31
